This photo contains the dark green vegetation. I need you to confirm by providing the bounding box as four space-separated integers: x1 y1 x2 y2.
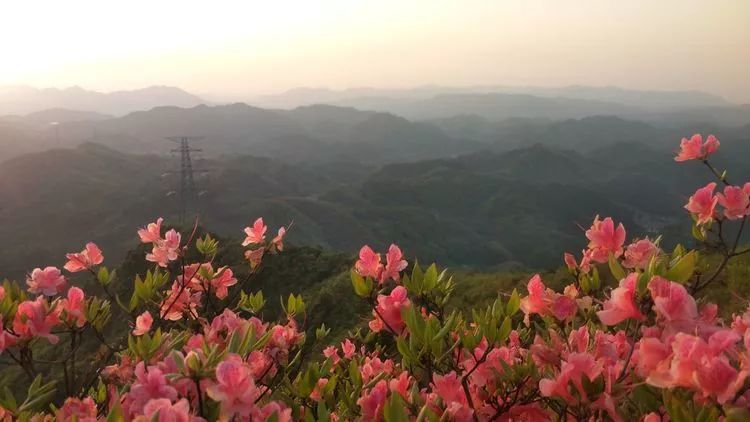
2 101 750 280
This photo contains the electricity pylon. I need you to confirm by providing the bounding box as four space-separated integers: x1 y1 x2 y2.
166 136 206 224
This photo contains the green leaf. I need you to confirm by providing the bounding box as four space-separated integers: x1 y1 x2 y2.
506 289 520 316
692 224 706 241
666 250 696 284
383 394 409 422
423 264 438 290
498 316 512 342
350 270 372 297
608 254 626 280
106 399 125 422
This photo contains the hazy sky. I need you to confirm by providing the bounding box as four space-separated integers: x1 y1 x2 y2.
2 0 749 102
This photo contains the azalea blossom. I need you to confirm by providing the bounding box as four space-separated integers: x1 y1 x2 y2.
369 286 410 334
563 252 577 271
674 134 720 162
597 273 644 326
648 276 698 322
355 245 382 279
242 217 267 246
139 398 194 422
205 354 259 418
272 226 286 251
138 218 164 243
244 247 264 268
64 242 104 272
12 296 60 344
146 229 181 267
356 379 389 420
341 338 356 359
685 182 718 225
133 311 153 336
539 352 603 403
622 238 659 269
127 363 179 415
60 286 86 327
380 244 408 283
716 184 750 220
57 397 98 422
26 266 67 296
585 216 626 262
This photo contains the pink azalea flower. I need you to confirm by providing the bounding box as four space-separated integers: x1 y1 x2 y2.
539 352 603 403
356 245 383 279
272 227 286 251
60 286 86 327
585 216 626 263
133 311 153 336
57 397 97 422
147 229 181 267
551 295 578 321
247 350 275 381
26 266 67 296
360 356 395 383
341 338 356 359
685 182 718 225
212 267 237 299
597 273 644 326
380 244 408 283
268 321 302 352
622 238 659 269
140 398 193 422
251 402 292 422
357 379 389 421
127 363 178 414
13 296 60 343
563 252 577 270
323 346 341 365
369 286 410 334
636 337 672 379
159 281 202 321
244 247 265 268
716 184 750 220
309 378 328 401
431 372 473 420
674 134 720 162
64 242 104 272
206 354 259 419
242 217 267 246
389 372 411 399
519 274 551 316
0 319 18 352
648 276 698 322
138 218 163 243
695 354 741 403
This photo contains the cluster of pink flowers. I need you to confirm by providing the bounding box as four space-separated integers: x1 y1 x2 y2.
242 217 286 267
3 132 750 421
355 244 408 284
0 242 105 355
686 182 750 224
674 133 720 162
138 217 182 267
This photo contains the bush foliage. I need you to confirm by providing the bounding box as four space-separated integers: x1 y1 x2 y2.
1 134 750 421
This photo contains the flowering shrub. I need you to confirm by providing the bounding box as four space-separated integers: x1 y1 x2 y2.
0 133 749 421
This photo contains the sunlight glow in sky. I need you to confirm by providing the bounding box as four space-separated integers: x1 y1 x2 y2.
1 0 749 102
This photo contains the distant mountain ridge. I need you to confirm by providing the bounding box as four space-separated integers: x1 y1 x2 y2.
0 85 207 116
255 85 733 111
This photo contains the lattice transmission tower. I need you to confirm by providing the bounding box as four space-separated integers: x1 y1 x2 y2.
166 136 207 224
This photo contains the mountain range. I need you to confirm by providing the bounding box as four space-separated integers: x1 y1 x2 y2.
2 84 750 281
0 85 206 116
